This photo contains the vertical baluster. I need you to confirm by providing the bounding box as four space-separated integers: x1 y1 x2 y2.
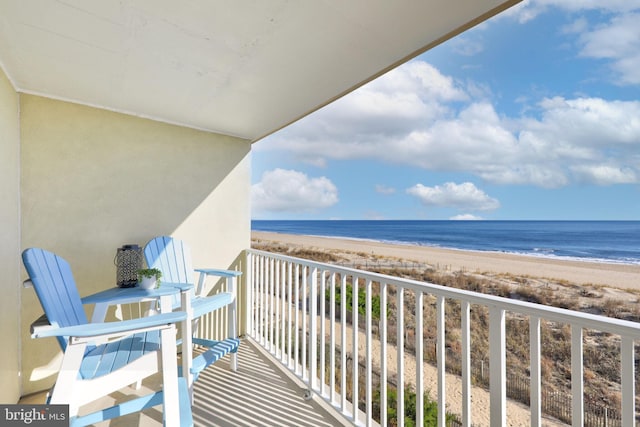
571 324 583 427
437 296 445 427
330 272 336 403
489 306 506 427
287 261 293 368
280 260 286 360
263 257 268 348
255 256 260 342
366 279 373 427
397 287 404 427
243 253 248 338
530 316 541 427
310 267 318 391
259 256 265 345
341 273 347 412
621 335 635 427
416 291 424 427
380 282 388 427
294 264 300 375
267 258 273 350
248 252 255 338
320 270 326 396
302 266 308 381
274 259 280 356
352 275 359 423
461 301 471 427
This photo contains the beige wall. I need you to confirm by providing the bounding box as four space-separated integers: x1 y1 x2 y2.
0 68 21 402
20 95 251 394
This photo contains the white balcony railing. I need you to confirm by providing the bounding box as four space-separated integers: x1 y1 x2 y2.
245 249 640 427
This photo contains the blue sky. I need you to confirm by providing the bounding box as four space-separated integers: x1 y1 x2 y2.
251 1 640 220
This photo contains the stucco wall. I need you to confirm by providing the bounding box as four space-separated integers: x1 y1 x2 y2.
0 67 21 402
20 95 251 394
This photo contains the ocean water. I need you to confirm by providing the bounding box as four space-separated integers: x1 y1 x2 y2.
252 220 640 265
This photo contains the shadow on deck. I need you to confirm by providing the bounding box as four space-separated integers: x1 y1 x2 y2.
20 339 343 426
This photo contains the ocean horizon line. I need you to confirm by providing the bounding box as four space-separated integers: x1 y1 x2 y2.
252 220 640 266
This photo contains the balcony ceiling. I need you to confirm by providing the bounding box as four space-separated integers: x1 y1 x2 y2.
0 0 517 142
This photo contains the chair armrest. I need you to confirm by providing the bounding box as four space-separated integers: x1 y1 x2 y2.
31 312 187 339
194 268 241 296
192 292 234 319
195 268 242 278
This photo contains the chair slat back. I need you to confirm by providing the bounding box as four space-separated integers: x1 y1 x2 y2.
144 236 195 284
22 248 88 351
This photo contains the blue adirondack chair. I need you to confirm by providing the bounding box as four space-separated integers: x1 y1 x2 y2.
22 248 193 427
143 236 240 399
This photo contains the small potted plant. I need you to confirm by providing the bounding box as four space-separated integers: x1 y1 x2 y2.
137 268 162 289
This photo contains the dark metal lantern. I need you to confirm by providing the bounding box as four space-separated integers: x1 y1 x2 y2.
115 244 142 288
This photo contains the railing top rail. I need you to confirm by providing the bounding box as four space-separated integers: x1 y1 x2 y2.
247 248 640 338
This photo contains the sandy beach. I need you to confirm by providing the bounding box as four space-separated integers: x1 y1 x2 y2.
252 231 640 290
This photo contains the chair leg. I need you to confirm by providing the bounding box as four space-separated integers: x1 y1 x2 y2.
49 342 87 417
229 298 238 372
160 324 180 426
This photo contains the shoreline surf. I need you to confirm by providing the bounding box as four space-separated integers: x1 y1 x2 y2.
251 231 640 290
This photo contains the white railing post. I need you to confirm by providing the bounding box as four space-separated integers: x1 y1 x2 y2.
380 282 388 427
436 296 445 427
340 273 347 412
621 335 635 427
571 324 583 427
267 258 273 349
397 287 404 427
352 275 359 423
259 256 265 344
320 270 327 396
287 261 293 367
302 266 308 381
461 301 471 427
330 272 336 403
274 259 280 356
294 264 300 374
416 291 424 427
244 252 255 336
366 279 373 427
310 267 318 390
489 306 506 427
530 316 541 427
280 260 286 360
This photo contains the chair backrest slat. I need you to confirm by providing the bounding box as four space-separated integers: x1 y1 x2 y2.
22 248 88 350
144 236 194 284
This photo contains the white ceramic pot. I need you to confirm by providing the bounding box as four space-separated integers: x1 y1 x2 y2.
139 276 157 290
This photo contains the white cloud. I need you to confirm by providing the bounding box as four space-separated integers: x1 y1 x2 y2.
503 0 640 23
576 13 640 85
450 37 484 57
500 1 640 85
406 182 500 211
375 184 396 195
261 60 468 164
561 17 589 35
534 0 640 13
450 214 484 220
571 165 638 185
251 169 338 214
257 59 640 188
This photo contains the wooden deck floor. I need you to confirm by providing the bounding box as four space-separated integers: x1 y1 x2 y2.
20 339 344 426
